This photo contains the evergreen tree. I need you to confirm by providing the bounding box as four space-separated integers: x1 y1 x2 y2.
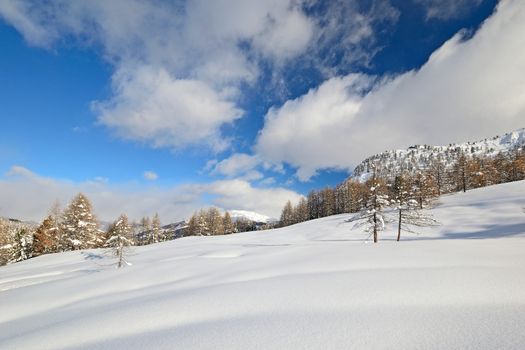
223 212 235 234
0 219 11 265
186 213 198 236
33 216 56 256
410 172 438 209
453 153 469 192
348 169 391 243
61 193 100 250
151 213 161 243
105 214 133 268
320 188 336 217
137 216 151 245
279 200 294 227
293 198 309 224
392 174 439 241
48 200 64 252
429 157 447 195
207 207 224 235
196 209 210 236
10 228 32 263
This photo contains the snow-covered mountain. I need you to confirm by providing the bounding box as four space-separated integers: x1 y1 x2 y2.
1 181 524 349
352 128 525 181
229 210 277 224
159 221 188 239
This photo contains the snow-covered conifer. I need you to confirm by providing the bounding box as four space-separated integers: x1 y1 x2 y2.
223 211 235 235
105 214 133 268
136 216 151 245
151 213 161 243
207 207 224 235
392 174 439 241
10 227 32 263
33 216 57 256
348 168 391 243
61 193 100 250
279 200 294 227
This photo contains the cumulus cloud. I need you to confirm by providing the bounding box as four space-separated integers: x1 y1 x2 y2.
211 153 262 177
256 0 525 181
94 66 242 151
143 171 158 181
0 166 300 222
0 0 320 152
199 179 303 219
0 0 402 152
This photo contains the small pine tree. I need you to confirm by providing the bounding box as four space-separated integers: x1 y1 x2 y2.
48 200 64 252
453 153 469 193
151 213 161 243
392 174 439 241
105 214 133 268
223 212 235 234
137 216 151 245
196 209 210 236
279 200 294 227
11 228 32 263
348 169 391 243
186 213 198 236
33 216 56 256
207 207 224 235
293 198 309 224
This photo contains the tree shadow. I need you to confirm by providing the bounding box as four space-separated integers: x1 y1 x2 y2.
401 222 525 241
81 252 104 260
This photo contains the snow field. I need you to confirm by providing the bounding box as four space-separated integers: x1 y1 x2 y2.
0 181 524 349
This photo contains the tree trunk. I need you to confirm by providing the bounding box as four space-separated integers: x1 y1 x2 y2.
373 212 378 243
397 209 402 242
462 168 467 192
117 237 123 268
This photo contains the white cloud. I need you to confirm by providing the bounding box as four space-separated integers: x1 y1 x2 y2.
0 166 300 222
256 0 525 180
414 0 483 20
93 66 242 151
0 0 322 152
307 0 399 74
255 74 374 181
201 179 303 219
0 0 400 152
143 171 158 181
211 153 262 177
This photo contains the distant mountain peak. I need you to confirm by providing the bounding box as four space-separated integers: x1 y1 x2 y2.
228 210 276 224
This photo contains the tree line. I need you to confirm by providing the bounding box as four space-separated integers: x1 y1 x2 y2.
0 192 275 266
185 208 275 236
279 147 525 241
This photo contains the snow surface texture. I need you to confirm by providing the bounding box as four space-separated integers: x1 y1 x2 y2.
0 181 524 349
353 128 525 181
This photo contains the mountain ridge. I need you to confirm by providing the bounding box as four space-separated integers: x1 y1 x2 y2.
351 128 525 181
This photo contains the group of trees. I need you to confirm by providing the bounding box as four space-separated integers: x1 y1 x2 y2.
279 147 525 241
185 208 277 237
133 214 165 246
0 193 167 267
186 208 236 236
1 191 274 266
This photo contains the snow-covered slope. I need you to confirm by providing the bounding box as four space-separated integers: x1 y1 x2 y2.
0 181 524 349
229 209 276 223
352 128 525 181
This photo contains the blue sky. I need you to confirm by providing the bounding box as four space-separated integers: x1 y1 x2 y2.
0 0 523 222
